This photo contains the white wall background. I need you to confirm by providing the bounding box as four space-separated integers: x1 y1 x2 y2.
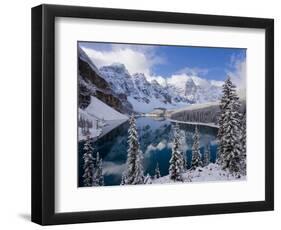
0 0 279 229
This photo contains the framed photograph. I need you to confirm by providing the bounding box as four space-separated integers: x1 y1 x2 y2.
31 4 274 225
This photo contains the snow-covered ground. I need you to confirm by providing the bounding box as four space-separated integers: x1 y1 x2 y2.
153 163 245 184
79 96 129 141
85 96 128 120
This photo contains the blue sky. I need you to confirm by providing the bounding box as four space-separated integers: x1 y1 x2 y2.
79 41 246 86
151 45 246 81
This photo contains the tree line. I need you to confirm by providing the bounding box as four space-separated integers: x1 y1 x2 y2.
78 116 93 136
82 136 104 187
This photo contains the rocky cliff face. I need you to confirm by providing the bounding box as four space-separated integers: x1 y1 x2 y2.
184 78 198 101
98 63 223 110
78 48 133 114
79 58 109 91
99 65 192 107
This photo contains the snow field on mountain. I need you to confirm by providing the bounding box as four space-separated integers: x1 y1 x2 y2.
86 96 128 120
79 96 128 140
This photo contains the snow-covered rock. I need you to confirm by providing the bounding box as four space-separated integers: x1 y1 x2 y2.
99 63 136 96
183 76 222 103
99 65 174 109
85 96 128 121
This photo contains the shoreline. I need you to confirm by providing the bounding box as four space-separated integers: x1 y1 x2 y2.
167 118 219 128
140 113 219 128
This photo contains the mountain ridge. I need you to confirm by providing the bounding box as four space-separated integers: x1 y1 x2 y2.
98 62 222 112
79 47 223 113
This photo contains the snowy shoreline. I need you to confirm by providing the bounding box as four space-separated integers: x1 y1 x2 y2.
139 113 219 128
167 118 219 128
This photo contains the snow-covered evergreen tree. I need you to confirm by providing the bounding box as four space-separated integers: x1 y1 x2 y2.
144 173 152 184
82 137 95 187
120 174 126 185
191 126 203 169
154 162 161 179
92 152 104 186
179 129 187 171
182 151 187 171
239 113 247 176
203 144 211 166
122 114 144 185
217 76 244 176
169 123 184 181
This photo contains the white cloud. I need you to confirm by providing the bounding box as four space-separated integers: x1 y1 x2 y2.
166 74 190 91
146 75 167 85
148 66 211 87
144 140 168 157
226 54 246 97
177 66 209 76
166 73 213 91
80 44 245 94
80 45 164 77
210 80 224 87
102 161 125 176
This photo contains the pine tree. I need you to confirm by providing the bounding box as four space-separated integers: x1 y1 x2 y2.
120 174 126 185
92 152 104 186
203 144 211 166
154 162 161 179
239 113 247 176
122 114 144 185
82 137 95 187
180 129 187 171
191 126 203 169
217 76 244 176
144 173 152 184
78 116 83 127
169 123 184 181
85 120 90 135
182 151 188 171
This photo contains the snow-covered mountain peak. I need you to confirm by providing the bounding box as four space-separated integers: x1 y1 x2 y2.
99 64 135 96
132 73 146 81
151 79 161 87
98 62 223 111
100 63 130 77
190 76 210 88
185 77 196 87
81 53 224 112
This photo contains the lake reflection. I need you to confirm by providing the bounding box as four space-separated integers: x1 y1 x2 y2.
78 116 218 186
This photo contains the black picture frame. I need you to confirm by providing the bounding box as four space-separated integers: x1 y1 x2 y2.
31 4 274 225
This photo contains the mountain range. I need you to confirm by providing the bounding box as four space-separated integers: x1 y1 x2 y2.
78 47 223 113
